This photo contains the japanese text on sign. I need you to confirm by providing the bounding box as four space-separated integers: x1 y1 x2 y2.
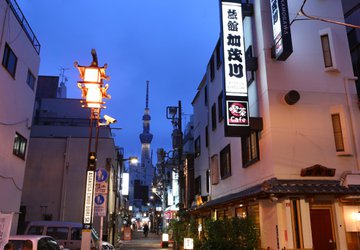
83 171 95 225
221 2 247 96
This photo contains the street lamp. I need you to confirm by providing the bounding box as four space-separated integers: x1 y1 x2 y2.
166 101 184 209
75 49 111 250
123 156 138 165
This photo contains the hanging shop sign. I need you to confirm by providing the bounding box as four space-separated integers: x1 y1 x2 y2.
226 100 249 126
221 0 247 97
220 0 250 137
270 0 293 61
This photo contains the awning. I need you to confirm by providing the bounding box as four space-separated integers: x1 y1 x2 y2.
191 178 360 212
165 205 179 211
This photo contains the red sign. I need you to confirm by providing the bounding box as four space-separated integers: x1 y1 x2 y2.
226 100 249 126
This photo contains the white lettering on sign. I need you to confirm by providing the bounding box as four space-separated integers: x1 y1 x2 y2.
83 171 95 225
221 2 247 96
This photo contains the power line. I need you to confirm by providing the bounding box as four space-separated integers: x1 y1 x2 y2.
298 0 360 29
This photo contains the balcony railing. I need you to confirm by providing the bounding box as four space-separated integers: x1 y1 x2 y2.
6 0 41 54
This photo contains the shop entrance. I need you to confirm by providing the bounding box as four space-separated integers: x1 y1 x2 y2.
310 207 336 250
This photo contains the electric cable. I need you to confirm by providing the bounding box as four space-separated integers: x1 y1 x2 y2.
0 118 28 126
299 0 360 29
0 174 22 191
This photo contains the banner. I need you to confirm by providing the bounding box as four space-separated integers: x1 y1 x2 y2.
0 213 13 249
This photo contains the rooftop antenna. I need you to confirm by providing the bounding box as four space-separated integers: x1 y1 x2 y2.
59 67 69 85
58 67 69 98
146 80 149 109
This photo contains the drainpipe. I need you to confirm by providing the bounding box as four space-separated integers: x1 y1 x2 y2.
343 76 360 169
60 137 71 220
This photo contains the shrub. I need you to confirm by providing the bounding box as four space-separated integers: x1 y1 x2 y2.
167 211 259 250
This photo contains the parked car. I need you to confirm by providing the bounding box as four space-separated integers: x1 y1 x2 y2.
24 221 97 250
101 241 115 250
8 235 60 250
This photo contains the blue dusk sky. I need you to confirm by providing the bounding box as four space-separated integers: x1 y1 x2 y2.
18 0 220 158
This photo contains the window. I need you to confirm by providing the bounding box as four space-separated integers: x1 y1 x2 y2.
210 55 215 81
13 132 27 159
38 237 60 250
2 43 17 77
194 136 201 158
71 228 82 240
205 126 209 148
216 39 222 69
246 46 255 85
28 226 44 235
321 34 333 68
204 85 208 106
211 103 217 131
220 144 231 179
331 114 344 152
206 170 210 193
47 227 69 240
195 176 201 195
211 155 219 185
242 130 260 167
26 70 36 90
218 91 224 122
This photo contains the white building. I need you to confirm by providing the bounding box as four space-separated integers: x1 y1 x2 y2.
191 1 360 249
0 0 40 234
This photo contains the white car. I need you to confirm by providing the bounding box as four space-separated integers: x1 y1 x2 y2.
8 235 60 250
101 241 115 250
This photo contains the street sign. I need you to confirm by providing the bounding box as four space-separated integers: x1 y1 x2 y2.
95 168 108 194
94 194 107 217
95 168 108 182
95 183 108 194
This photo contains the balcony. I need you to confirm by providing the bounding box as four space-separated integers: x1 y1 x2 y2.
6 0 41 54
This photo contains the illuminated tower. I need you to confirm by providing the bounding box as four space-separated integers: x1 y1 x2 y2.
139 80 153 178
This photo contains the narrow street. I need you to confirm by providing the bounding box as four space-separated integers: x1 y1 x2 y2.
119 230 171 250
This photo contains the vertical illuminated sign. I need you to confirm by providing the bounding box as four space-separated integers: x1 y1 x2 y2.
83 170 95 227
220 0 250 137
270 0 293 61
121 173 130 196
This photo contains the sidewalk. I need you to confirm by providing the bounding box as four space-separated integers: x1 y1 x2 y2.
119 229 171 250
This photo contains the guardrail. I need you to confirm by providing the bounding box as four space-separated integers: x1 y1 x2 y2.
6 0 41 54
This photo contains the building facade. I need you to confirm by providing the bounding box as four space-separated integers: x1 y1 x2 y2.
0 0 40 234
20 76 120 243
191 1 360 249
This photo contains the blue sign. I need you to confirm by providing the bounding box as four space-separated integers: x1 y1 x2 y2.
95 168 108 182
95 194 105 205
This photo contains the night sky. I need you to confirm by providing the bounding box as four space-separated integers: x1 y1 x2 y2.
18 0 220 158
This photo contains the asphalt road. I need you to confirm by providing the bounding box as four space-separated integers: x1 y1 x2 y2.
119 230 171 250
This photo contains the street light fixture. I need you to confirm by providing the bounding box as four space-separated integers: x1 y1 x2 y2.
75 49 111 250
166 101 184 209
124 156 138 165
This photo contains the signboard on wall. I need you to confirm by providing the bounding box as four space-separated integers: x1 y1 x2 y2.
220 0 250 137
270 0 293 60
221 0 247 97
226 100 249 126
121 173 129 196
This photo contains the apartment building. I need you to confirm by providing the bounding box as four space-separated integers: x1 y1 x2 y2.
191 1 360 249
0 0 40 234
